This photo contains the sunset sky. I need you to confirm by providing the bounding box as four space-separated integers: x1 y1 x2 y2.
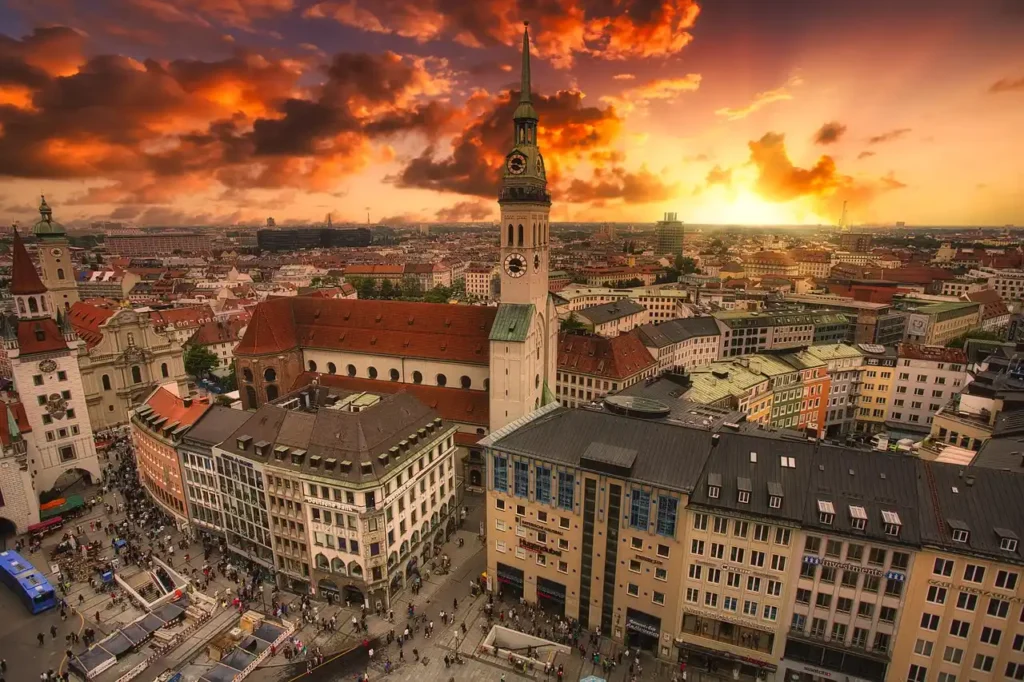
0 0 1021 227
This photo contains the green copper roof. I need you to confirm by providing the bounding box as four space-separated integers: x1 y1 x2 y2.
489 303 534 342
542 379 556 406
513 23 538 121
33 195 65 237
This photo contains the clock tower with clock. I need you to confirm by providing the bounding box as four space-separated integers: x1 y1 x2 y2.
489 23 558 431
33 196 80 312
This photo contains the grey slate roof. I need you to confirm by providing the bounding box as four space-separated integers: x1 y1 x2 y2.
183 406 252 448
689 431 816 523
917 461 1024 564
491 407 714 493
576 299 646 326
218 387 444 483
801 445 921 545
637 317 721 348
972 436 1024 471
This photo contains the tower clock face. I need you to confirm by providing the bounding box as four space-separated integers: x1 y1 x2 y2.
507 153 527 175
504 253 527 277
50 248 63 257
536 155 545 176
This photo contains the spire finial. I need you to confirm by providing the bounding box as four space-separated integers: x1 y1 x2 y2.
519 22 532 104
40 194 52 221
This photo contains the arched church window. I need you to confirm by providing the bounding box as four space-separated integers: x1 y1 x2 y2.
266 385 279 401
264 367 276 382
40 296 47 311
389 368 400 381
484 378 489 391
533 223 537 245
368 366 378 379
57 268 65 280
507 224 514 246
413 371 423 384
346 364 356 377
17 299 25 314
245 385 257 407
517 225 524 246
28 297 38 313
161 363 169 378
243 368 253 382
102 374 111 391
436 374 447 387
131 366 142 384
460 376 471 389
328 362 337 374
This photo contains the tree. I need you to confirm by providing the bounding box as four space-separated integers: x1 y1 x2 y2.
379 279 396 300
561 313 587 332
351 276 377 299
400 277 421 300
424 285 452 303
184 345 219 378
222 363 238 392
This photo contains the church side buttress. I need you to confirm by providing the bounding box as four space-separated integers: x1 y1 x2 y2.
489 23 559 432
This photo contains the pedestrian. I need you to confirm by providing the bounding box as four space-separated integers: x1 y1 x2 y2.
50 625 58 639
38 632 45 646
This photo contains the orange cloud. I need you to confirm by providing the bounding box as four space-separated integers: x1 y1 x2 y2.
564 165 678 205
746 132 905 219
304 0 701 67
435 200 493 221
813 121 847 145
988 76 1024 93
601 74 701 110
866 128 911 145
715 75 802 121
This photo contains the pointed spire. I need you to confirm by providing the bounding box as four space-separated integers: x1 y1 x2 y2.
520 22 532 104
10 229 48 295
39 194 52 222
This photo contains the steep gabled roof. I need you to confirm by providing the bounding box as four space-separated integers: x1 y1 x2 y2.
10 230 47 295
558 331 655 379
16 318 67 355
68 302 116 349
235 297 497 365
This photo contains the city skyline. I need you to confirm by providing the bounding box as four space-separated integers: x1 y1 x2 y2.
0 0 1021 228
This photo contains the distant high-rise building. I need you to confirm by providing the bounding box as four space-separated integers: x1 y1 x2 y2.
266 217 276 227
839 232 872 252
256 227 372 251
656 212 684 257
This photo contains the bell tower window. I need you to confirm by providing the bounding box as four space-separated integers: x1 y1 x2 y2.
508 224 514 246
28 297 38 314
518 225 524 246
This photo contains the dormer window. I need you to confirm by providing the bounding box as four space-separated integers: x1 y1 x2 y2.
849 505 867 531
707 472 722 500
883 510 902 537
996 528 1019 553
769 496 781 509
780 456 796 469
767 481 783 509
737 477 751 504
952 528 969 543
817 500 835 526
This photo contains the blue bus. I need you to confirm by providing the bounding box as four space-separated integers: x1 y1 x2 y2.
0 550 58 614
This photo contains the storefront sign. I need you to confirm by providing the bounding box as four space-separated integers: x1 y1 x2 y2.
783 661 837 679
518 519 562 536
635 554 664 566
519 538 562 556
802 555 905 581
695 559 772 580
928 579 1024 603
682 607 775 634
627 618 660 637
675 638 776 671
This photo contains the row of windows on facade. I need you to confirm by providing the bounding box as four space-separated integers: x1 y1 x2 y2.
505 222 549 248
245 363 486 391
908 659 1024 682
97 363 170 390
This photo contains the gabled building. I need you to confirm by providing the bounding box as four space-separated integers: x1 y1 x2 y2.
555 331 656 408
638 317 721 373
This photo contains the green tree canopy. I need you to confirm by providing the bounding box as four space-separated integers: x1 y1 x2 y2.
184 345 219 378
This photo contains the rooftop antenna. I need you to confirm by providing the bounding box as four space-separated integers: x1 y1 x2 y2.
838 200 849 232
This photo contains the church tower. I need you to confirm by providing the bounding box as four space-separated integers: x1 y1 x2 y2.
33 196 79 312
5 228 101 498
489 23 558 431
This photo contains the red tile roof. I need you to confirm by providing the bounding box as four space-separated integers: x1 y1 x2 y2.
141 387 211 429
188 317 247 347
16 318 68 355
897 343 967 364
454 431 483 447
236 298 497 365
68 302 116 349
0 402 32 446
557 330 656 379
10 230 46 295
290 372 488 426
